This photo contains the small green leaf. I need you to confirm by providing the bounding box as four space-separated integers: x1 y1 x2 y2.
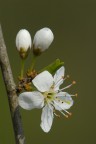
39 59 64 74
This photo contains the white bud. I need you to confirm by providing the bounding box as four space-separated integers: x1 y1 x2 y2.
16 29 32 52
33 27 54 55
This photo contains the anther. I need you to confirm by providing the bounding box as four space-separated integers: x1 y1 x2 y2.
72 81 76 84
68 112 72 116
67 75 70 78
63 75 70 81
65 115 69 118
70 93 78 97
75 93 78 97
64 110 72 116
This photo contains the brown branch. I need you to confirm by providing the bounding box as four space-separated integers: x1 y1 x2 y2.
0 25 25 144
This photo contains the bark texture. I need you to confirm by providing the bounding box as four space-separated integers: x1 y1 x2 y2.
0 25 25 144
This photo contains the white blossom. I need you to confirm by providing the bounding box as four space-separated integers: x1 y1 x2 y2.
18 66 76 133
16 29 32 52
33 27 54 55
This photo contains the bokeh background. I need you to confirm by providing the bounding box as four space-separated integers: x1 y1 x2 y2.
0 0 96 144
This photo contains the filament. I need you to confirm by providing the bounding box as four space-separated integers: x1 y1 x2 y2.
59 81 76 91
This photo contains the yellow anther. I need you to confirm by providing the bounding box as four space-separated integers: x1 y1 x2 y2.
72 81 76 84
69 112 72 116
75 93 78 97
66 75 70 78
65 115 69 118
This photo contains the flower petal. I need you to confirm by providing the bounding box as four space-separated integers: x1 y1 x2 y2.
40 104 54 133
54 92 73 110
32 71 53 92
56 92 67 97
18 91 44 110
54 66 65 91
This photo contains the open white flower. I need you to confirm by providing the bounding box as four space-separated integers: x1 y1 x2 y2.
33 27 54 55
16 29 32 52
19 66 76 132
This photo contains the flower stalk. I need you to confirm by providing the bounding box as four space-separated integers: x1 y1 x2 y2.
20 59 25 79
30 55 37 71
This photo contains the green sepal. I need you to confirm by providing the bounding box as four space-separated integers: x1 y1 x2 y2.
39 59 64 74
19 47 30 59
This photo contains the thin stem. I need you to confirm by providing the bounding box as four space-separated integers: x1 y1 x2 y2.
0 25 25 144
21 59 25 79
30 55 37 71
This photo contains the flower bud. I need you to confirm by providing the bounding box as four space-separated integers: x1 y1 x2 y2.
33 27 54 56
16 29 32 59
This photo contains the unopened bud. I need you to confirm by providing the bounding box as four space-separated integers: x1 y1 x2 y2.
16 29 32 59
33 27 54 56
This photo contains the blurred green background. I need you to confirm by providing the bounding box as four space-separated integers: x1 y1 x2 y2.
0 0 96 144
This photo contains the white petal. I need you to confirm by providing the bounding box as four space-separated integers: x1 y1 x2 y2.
54 92 73 110
56 92 67 97
54 66 65 91
32 71 53 92
40 105 54 133
18 91 44 110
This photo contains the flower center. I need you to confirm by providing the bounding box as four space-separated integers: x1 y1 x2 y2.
43 90 56 104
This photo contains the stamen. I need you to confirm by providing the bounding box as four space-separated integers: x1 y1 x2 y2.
63 75 70 80
53 101 69 118
50 102 62 118
64 109 72 116
59 81 76 91
54 112 60 118
70 93 78 97
60 110 69 118
72 81 76 84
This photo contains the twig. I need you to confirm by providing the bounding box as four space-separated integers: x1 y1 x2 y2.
0 25 25 144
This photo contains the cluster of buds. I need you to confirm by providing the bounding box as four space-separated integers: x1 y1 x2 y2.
16 27 54 58
16 70 38 93
16 27 54 93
